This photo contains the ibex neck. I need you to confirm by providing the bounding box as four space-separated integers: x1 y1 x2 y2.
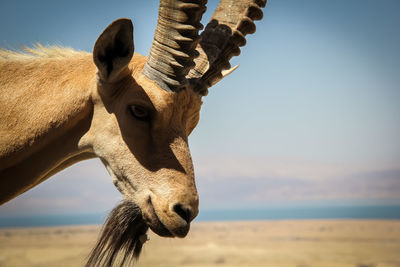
0 51 96 204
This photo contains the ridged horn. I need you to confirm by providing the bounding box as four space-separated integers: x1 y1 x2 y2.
142 0 207 92
187 0 267 95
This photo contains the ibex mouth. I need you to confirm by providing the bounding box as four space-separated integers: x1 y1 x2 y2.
143 195 191 238
143 196 174 237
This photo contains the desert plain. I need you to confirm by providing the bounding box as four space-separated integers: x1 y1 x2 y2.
0 220 399 267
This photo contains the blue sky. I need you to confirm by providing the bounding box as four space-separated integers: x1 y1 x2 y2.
0 0 399 216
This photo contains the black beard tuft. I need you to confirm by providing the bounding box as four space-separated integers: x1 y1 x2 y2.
86 201 149 267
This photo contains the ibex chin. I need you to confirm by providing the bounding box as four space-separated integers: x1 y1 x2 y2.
0 0 266 265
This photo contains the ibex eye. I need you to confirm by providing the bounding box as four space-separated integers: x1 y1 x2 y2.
129 105 150 121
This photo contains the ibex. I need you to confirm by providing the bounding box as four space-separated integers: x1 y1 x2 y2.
0 0 266 265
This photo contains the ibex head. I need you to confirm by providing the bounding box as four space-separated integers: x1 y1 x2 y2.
90 18 202 239
84 0 265 262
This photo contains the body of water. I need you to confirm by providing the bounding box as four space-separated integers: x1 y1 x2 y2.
0 205 399 228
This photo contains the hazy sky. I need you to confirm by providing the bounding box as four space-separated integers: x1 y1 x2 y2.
1 0 399 216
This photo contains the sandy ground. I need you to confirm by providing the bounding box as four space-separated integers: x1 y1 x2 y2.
0 220 399 267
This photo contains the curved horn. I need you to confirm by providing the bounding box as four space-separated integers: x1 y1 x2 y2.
187 0 266 95
142 0 207 92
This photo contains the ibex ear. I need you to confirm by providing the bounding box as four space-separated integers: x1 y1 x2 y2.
93 19 134 82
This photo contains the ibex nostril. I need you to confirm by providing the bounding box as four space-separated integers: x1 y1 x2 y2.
173 203 192 224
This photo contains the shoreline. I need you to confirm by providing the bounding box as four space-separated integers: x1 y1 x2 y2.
1 217 400 229
2 204 400 228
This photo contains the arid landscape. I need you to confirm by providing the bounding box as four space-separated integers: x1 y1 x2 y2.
0 220 399 267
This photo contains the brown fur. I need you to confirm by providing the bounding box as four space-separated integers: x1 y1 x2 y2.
0 46 95 200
